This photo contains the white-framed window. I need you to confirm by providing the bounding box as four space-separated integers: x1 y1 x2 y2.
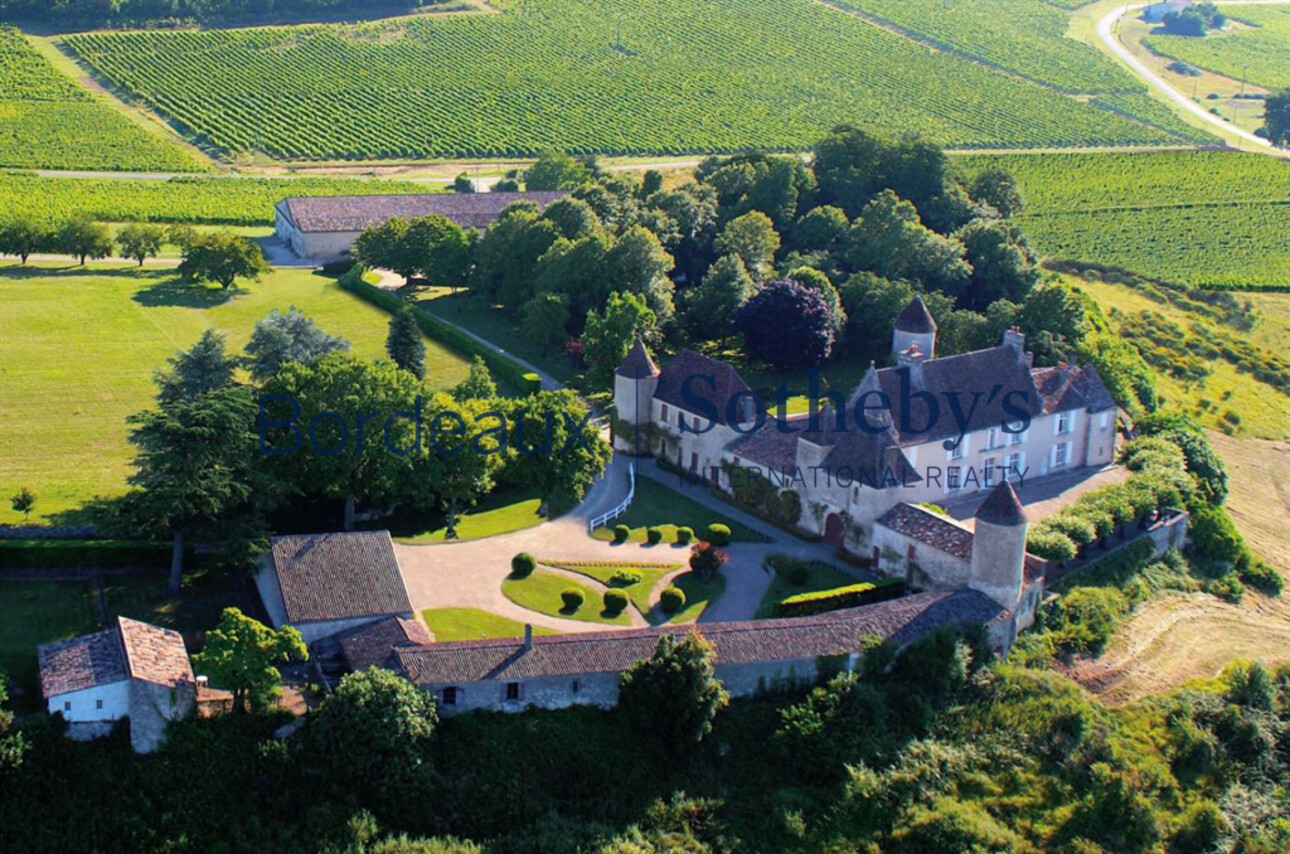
1057 412 1072 435
949 440 964 461
947 466 962 490
983 457 996 487
1054 442 1069 468
1006 452 1022 480
987 427 1000 450
660 404 669 422
1099 411 1109 429
1009 421 1027 445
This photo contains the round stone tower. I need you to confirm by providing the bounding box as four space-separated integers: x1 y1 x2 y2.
969 480 1028 611
612 335 660 454
892 296 937 360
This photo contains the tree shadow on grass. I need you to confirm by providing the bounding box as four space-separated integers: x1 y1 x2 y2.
132 278 241 308
0 264 173 281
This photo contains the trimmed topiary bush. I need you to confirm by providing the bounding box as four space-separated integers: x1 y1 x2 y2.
613 524 630 544
560 587 586 610
603 589 629 614
646 526 663 545
511 552 537 577
676 526 694 545
777 578 905 618
611 569 643 585
659 585 686 613
706 523 731 546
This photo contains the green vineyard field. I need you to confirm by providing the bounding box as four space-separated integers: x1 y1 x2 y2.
831 0 1140 94
63 0 1187 162
0 27 206 172
956 150 1290 288
0 172 442 225
1143 6 1290 91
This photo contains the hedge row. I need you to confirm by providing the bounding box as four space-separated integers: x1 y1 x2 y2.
0 539 179 570
777 577 906 618
337 268 542 395
1049 537 1156 594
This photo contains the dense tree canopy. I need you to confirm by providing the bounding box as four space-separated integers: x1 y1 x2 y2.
735 278 835 370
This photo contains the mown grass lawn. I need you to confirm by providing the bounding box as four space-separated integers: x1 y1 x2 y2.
501 568 632 626
417 290 578 384
0 262 471 523
543 561 681 616
373 488 547 544
0 579 100 709
754 558 862 620
664 570 727 624
421 607 560 642
591 476 769 544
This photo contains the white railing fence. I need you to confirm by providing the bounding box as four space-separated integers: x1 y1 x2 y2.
589 463 635 532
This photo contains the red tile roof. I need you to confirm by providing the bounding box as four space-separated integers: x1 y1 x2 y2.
654 349 753 427
393 591 1005 685
876 503 976 562
38 617 192 698
339 616 434 672
267 531 413 624
279 191 566 233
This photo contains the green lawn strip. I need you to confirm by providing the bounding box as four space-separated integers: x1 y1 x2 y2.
662 570 727 625
501 568 632 626
421 607 560 642
590 476 770 544
379 488 546 544
416 291 579 385
0 263 471 523
0 579 101 709
754 559 863 620
541 561 681 616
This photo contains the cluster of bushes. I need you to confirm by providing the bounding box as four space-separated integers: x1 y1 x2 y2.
610 569 642 585
777 578 905 618
338 267 542 394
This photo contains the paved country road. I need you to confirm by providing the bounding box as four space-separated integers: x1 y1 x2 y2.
1097 1 1290 157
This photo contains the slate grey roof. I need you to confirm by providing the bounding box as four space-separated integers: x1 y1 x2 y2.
616 335 660 379
876 503 976 561
895 296 937 333
278 191 566 233
976 481 1028 527
654 350 752 427
267 531 412 624
393 591 1005 685
339 616 433 672
38 617 192 699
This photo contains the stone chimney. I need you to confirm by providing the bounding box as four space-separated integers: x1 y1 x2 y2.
522 624 533 653
897 343 925 385
1002 326 1025 358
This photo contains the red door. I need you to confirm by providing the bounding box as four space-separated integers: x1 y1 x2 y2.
824 513 844 546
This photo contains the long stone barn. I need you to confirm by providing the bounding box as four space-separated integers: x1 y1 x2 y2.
273 190 566 262
338 590 1012 716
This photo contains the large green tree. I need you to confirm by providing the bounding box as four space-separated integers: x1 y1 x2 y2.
406 214 473 290
116 223 164 266
178 230 269 289
950 218 1039 310
524 150 594 190
193 608 306 712
415 394 504 539
604 225 676 325
243 306 350 382
471 204 560 308
261 353 424 531
499 389 611 514
845 191 970 291
619 631 729 749
354 217 416 283
0 218 50 264
124 385 271 592
520 292 570 354
154 328 237 405
582 291 657 387
58 215 113 265
1264 88 1290 147
680 253 755 347
715 210 780 282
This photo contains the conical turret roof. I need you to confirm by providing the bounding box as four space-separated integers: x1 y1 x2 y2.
895 296 937 334
615 334 660 379
976 480 1027 527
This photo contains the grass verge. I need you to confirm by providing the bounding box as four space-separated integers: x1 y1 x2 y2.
542 561 681 616
421 607 559 642
501 568 632 626
591 476 769 544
